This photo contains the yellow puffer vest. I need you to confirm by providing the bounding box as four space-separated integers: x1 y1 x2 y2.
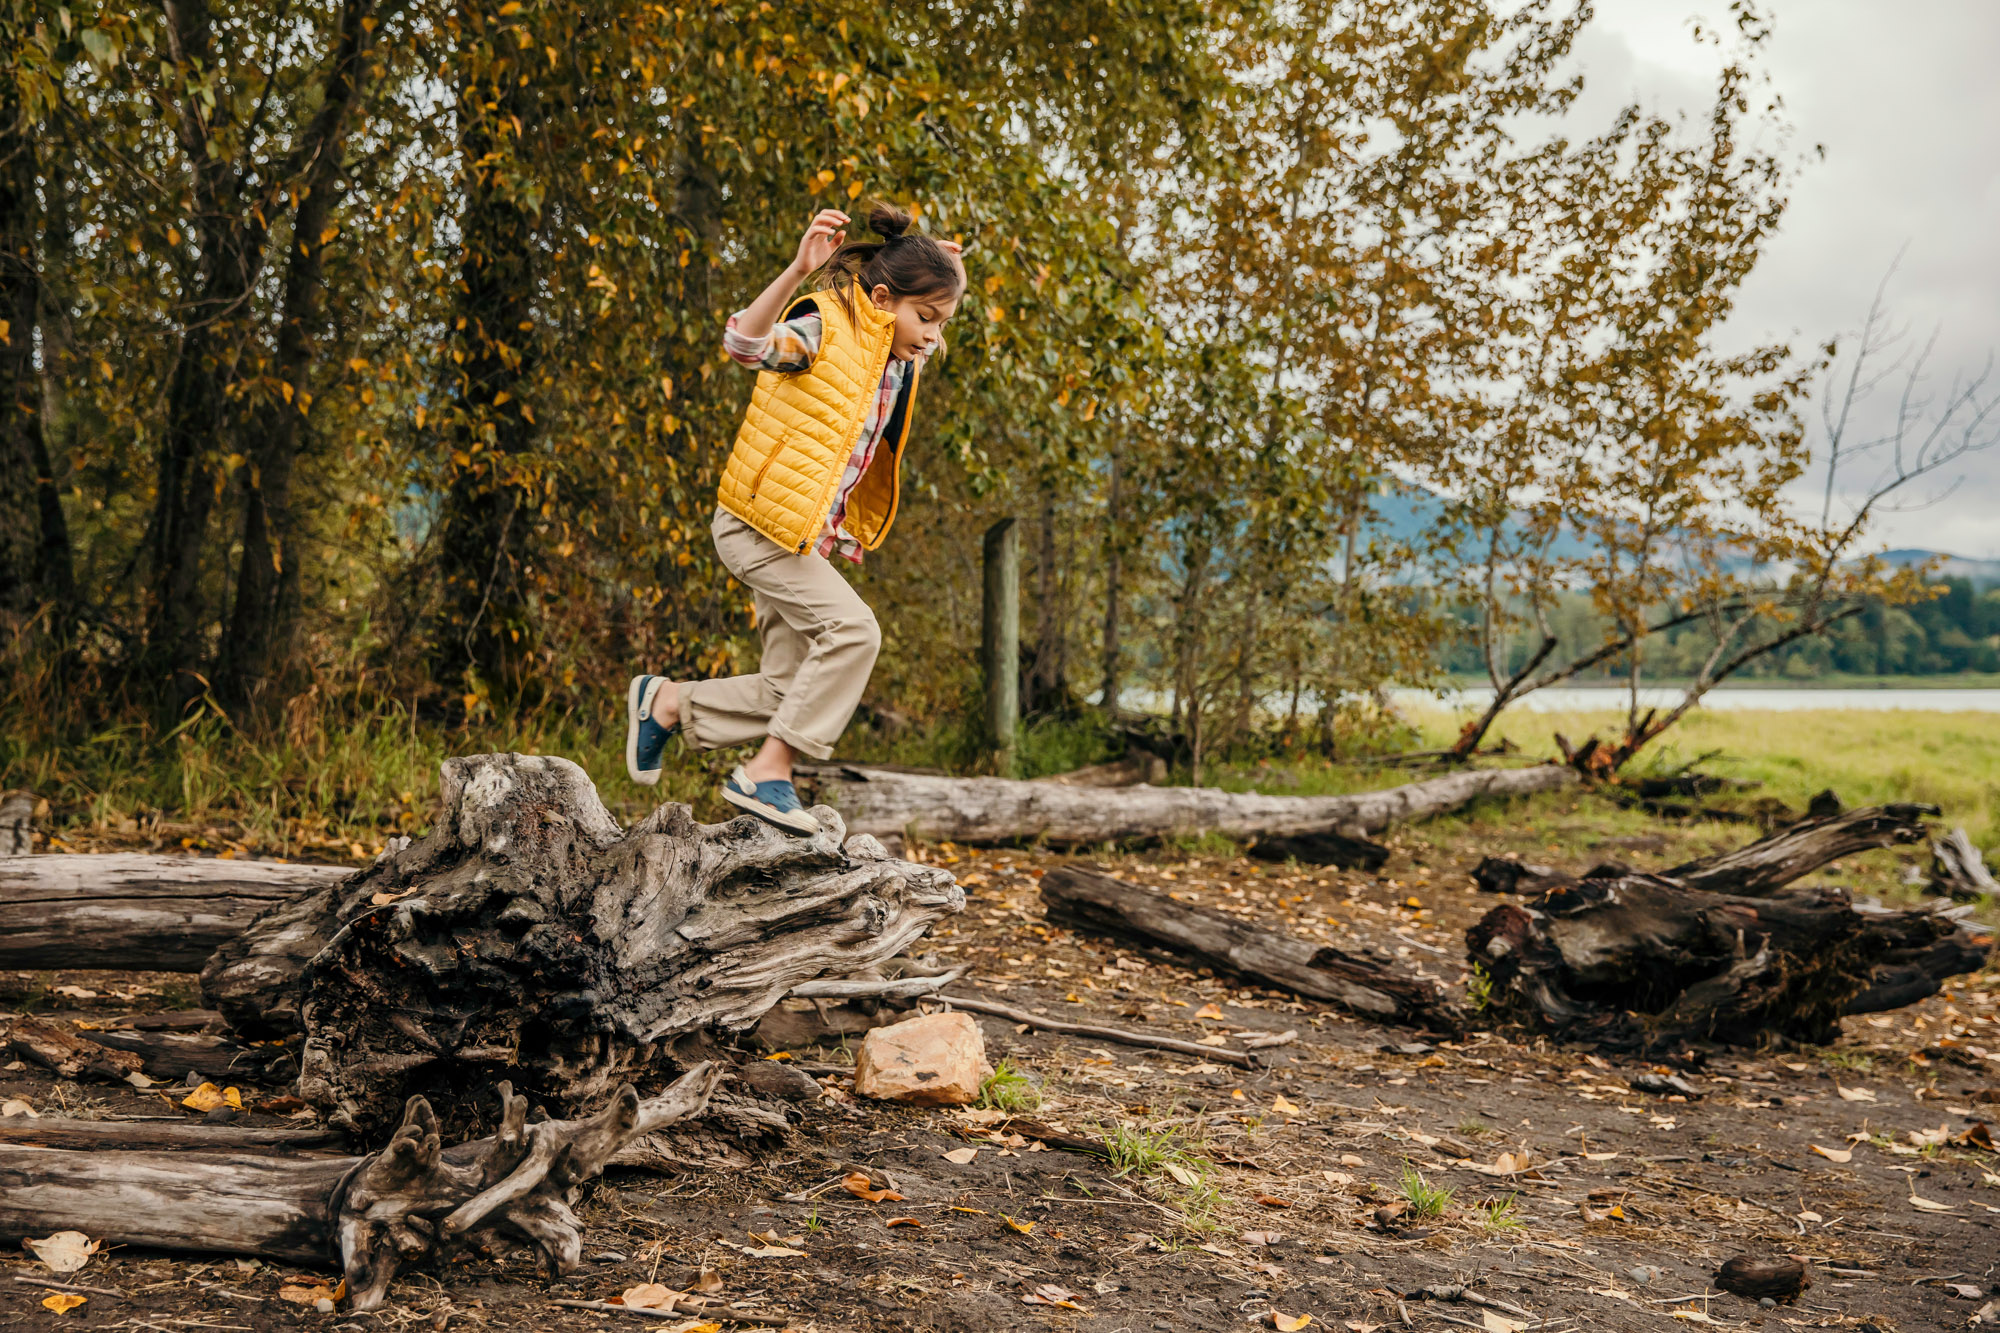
717 288 919 555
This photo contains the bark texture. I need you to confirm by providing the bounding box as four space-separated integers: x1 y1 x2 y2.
1466 874 1991 1049
1663 803 1937 896
1041 866 1452 1028
806 762 1577 846
202 753 961 1136
0 1067 719 1312
0 853 345 971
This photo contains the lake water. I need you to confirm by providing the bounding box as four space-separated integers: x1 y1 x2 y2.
1400 686 2000 713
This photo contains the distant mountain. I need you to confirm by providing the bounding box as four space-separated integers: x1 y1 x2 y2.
1880 549 2000 586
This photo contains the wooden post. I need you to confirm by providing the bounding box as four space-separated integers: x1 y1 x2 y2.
982 518 1019 769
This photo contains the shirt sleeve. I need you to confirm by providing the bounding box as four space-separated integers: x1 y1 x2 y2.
722 310 822 373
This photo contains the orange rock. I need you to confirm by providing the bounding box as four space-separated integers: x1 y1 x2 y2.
852 1012 991 1106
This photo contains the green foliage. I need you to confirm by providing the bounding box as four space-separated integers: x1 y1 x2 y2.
1471 1194 1522 1235
1465 961 1497 1013
975 1060 1041 1115
1397 1164 1454 1220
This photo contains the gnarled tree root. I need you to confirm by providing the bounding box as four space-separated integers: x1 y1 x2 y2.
0 1065 720 1312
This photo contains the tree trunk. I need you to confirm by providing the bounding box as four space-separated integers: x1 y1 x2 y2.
1041 866 1452 1028
200 753 961 1137
1247 831 1391 872
0 853 346 971
218 0 379 707
431 24 542 693
1661 803 1937 896
1928 827 1999 901
0 1117 342 1154
0 1066 720 1312
0 58 71 617
803 762 1578 847
1467 875 1992 1049
1100 444 1123 711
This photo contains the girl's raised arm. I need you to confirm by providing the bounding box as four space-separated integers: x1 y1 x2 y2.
732 209 849 341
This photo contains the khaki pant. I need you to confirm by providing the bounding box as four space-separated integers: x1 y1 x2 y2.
678 509 881 760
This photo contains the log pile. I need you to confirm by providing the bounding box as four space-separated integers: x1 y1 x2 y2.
1466 803 1992 1049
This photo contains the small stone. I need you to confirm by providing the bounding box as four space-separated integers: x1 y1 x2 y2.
590 1251 628 1264
314 1298 335 1314
1628 1265 1660 1285
852 1011 991 1106
1760 1298 1776 1310
736 1059 825 1103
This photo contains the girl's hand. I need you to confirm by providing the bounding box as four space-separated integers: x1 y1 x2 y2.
795 209 849 274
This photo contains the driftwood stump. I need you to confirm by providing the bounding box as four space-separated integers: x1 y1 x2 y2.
1467 874 1991 1048
202 754 961 1135
0 1067 720 1311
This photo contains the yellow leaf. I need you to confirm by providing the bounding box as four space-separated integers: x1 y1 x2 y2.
167 227 181 245
414 406 427 429
846 180 864 200
0 319 8 345
1835 1084 1877 1102
815 169 835 188
278 1278 341 1304
1194 1003 1226 1020
41 1294 86 1315
181 1083 243 1113
1274 1315 1313 1332
1810 1143 1852 1163
1272 1094 1303 1117
841 1171 903 1203
987 304 1005 323
1002 1214 1035 1234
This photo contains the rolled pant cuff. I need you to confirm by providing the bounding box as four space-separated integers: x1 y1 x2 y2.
767 718 835 761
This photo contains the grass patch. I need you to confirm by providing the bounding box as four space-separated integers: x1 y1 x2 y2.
1470 1194 1523 1234
976 1059 1042 1114
1456 1119 1494 1138
1397 1163 1454 1219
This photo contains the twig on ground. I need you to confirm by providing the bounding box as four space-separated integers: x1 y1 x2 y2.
936 993 1260 1069
13 1275 128 1299
550 1297 786 1324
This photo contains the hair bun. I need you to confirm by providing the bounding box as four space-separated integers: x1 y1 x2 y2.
867 203 912 240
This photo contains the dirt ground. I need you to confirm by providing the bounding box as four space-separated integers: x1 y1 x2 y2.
3 802 1998 1332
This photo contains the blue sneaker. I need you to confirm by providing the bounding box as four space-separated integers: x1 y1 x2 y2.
721 765 820 835
625 675 680 786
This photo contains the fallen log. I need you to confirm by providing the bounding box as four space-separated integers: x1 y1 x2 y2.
0 853 346 971
0 1116 343 1153
1040 866 1452 1028
1929 828 2000 900
803 762 1577 846
1466 874 1992 1048
1664 803 1937 896
5 1017 146 1083
1248 831 1391 872
0 1066 719 1312
200 753 962 1136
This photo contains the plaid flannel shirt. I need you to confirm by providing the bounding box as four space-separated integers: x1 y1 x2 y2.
723 308 923 563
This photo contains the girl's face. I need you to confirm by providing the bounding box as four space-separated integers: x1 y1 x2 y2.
869 285 961 362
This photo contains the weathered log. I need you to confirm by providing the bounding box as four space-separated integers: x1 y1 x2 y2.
1664 803 1937 896
201 753 961 1136
77 1026 295 1084
1466 874 1992 1048
1469 856 1563 895
0 852 346 971
1248 830 1392 872
5 1017 146 1083
0 1066 719 1312
1040 866 1452 1028
804 762 1578 846
0 1116 343 1153
1929 827 2000 900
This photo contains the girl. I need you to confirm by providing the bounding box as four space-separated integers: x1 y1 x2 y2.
623 204 964 833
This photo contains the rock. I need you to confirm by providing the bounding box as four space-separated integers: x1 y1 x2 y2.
1716 1255 1811 1303
736 1059 825 1102
852 1011 991 1106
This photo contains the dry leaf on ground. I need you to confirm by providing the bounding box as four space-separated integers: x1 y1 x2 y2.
1254 1194 1293 1208
25 1232 100 1274
1242 1230 1284 1246
40 1294 86 1315
1272 1314 1313 1331
1002 1215 1035 1234
1023 1284 1083 1309
278 1277 342 1305
616 1284 687 1310
746 1229 803 1246
1471 1151 1536 1176
840 1171 904 1203
942 1146 979 1164
1195 1003 1227 1020
740 1245 806 1258
1272 1094 1303 1116
1482 1313 1529 1333
1809 1143 1852 1163
1909 1192 1958 1213
1836 1084 1878 1102
180 1082 243 1113
1 1098 38 1118
885 1217 922 1228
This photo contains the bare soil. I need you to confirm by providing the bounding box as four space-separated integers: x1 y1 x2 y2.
3 809 1998 1332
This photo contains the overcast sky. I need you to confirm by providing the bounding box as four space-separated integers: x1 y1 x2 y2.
1572 0 2000 557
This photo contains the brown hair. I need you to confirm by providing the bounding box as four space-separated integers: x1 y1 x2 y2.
816 203 964 317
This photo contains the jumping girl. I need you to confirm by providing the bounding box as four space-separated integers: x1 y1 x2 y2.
623 204 965 833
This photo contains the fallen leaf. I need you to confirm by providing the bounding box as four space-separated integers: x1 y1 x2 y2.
885 1217 922 1228
124 1070 158 1088
1164 1162 1201 1187
1959 1122 1996 1152
942 1146 979 1165
1255 1194 1293 1209
1198 1033 1230 1046
693 1268 722 1295
1472 1151 1536 1176
1345 1323 1382 1333
1483 1313 1529 1333
1242 1230 1284 1246
1023 1282 1084 1309
369 889 413 906
1195 1003 1227 1020
50 984 97 999
1273 1314 1314 1331
1810 1144 1853 1163
1836 1084 1878 1102
1909 1125 1951 1148
1910 1192 1958 1213
841 1171 904 1203
1322 1170 1353 1186
181 1082 243 1113
1002 1215 1035 1235
25 1232 100 1274
1581 1151 1619 1162
1 1098 37 1118
278 1278 342 1305
40 1294 86 1315
746 1229 803 1246
617 1284 686 1311
1669 1312 1724 1325
738 1245 806 1258
1272 1094 1303 1117
1339 1153 1365 1168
